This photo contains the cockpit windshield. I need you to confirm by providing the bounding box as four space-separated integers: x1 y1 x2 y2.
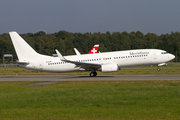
161 52 167 54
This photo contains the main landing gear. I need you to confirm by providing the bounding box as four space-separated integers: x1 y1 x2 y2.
90 71 97 77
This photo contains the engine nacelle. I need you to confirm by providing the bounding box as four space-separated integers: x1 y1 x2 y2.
158 63 167 66
101 63 119 73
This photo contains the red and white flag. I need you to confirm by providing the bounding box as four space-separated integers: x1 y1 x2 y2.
88 45 99 54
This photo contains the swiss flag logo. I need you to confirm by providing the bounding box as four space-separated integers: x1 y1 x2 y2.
88 45 99 54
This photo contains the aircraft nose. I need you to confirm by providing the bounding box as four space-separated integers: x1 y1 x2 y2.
169 54 175 60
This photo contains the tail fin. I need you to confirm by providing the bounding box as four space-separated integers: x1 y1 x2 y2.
9 31 40 61
88 45 99 54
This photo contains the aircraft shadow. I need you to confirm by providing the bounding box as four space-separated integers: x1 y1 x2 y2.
60 75 115 79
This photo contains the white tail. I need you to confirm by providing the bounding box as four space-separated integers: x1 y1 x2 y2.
9 31 41 61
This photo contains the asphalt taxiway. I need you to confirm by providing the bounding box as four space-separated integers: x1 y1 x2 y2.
0 74 180 81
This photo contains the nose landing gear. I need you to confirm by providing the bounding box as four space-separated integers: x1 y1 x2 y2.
90 71 97 77
157 67 161 71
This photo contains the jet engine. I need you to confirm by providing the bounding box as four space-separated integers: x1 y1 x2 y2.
101 63 119 73
158 63 167 66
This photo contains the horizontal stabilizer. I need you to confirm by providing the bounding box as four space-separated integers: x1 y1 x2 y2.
17 61 29 64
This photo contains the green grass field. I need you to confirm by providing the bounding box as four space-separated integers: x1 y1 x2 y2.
0 81 180 120
0 63 180 75
0 64 180 119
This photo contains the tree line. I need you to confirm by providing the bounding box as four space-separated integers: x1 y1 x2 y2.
0 31 179 63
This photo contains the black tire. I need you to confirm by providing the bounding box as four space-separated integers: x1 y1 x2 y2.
93 72 97 76
90 72 94 77
157 68 161 71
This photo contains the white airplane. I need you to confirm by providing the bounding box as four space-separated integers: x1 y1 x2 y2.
9 31 175 77
74 44 99 55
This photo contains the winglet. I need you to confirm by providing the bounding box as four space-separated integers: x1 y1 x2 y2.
74 48 81 55
55 49 66 61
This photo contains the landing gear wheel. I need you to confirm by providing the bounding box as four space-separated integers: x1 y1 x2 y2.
93 72 97 77
90 71 97 77
90 72 94 77
157 68 161 71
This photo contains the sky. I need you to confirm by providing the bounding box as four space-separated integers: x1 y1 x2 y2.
0 0 180 35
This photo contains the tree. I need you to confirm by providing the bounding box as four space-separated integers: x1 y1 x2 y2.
1 30 179 63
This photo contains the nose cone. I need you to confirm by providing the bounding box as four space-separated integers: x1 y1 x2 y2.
169 54 175 60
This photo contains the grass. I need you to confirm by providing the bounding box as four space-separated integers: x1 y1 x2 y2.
0 63 180 75
0 81 180 120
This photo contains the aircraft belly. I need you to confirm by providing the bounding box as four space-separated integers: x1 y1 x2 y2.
118 58 151 67
150 56 168 65
42 64 79 72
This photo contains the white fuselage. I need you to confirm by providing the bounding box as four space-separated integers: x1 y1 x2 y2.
20 49 175 72
9 31 175 76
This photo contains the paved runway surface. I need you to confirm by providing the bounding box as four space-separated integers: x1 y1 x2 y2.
0 74 180 81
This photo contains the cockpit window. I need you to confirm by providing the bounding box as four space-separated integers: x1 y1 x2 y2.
161 52 167 54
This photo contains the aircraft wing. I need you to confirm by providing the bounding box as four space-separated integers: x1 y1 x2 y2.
55 49 101 70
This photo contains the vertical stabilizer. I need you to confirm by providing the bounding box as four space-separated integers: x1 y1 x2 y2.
88 45 99 54
9 31 41 61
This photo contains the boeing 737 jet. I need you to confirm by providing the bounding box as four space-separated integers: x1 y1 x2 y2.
9 31 175 77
